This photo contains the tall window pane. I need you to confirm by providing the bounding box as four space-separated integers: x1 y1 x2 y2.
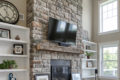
100 0 118 33
101 45 118 77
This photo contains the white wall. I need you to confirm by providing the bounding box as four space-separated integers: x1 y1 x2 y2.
82 0 93 40
6 0 26 27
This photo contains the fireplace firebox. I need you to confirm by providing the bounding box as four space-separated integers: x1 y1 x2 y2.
51 59 71 80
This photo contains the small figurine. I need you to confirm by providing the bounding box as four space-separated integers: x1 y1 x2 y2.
8 73 16 80
9 73 13 80
11 77 16 80
15 35 20 40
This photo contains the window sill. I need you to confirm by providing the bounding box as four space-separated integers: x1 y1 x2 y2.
98 30 119 35
99 76 118 79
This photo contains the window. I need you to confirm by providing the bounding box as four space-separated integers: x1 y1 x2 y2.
100 43 118 77
99 0 118 33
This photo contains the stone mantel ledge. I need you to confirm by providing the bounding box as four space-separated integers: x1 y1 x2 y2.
36 41 84 54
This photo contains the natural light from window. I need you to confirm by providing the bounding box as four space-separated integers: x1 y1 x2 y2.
101 44 118 77
100 0 118 33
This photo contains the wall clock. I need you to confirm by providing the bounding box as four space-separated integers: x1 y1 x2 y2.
0 1 19 24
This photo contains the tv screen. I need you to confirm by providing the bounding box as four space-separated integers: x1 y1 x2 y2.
66 23 77 44
48 17 77 45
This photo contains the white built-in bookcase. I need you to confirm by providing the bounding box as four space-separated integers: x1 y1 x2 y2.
81 40 97 79
0 22 30 80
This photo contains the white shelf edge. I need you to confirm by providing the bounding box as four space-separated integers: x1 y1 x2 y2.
82 75 95 78
82 59 96 61
0 54 28 57
82 40 96 45
85 50 96 53
82 68 97 70
0 38 28 44
0 22 29 30
0 69 27 72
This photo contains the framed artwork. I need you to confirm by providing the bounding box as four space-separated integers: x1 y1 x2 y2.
35 74 49 80
72 73 81 80
82 30 89 41
0 28 11 39
13 44 23 55
86 45 91 50
87 61 93 68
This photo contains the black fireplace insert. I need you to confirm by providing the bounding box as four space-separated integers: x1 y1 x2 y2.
51 59 71 80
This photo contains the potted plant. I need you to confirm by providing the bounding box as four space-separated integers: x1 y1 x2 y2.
10 60 18 69
0 60 18 69
85 52 94 59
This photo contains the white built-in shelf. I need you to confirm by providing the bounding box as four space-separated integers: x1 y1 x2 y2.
0 22 29 30
85 50 96 53
0 54 28 58
83 75 95 78
82 40 97 79
0 22 30 80
0 38 28 44
82 59 96 61
82 68 97 70
82 40 96 45
0 69 27 72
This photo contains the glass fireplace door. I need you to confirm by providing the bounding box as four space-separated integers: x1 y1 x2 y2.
51 66 71 80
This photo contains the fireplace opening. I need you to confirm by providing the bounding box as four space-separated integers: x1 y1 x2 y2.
51 59 71 80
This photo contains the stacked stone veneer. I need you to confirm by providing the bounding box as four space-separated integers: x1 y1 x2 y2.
27 0 83 80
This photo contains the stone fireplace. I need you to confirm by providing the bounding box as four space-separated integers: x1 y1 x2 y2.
27 0 83 80
51 59 71 80
31 51 83 80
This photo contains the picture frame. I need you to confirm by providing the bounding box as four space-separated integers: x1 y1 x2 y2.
0 28 11 39
35 74 49 80
87 61 93 68
72 73 81 80
82 30 89 41
86 45 91 50
13 44 23 55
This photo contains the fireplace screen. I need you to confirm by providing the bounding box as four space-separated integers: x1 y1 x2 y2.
51 59 71 80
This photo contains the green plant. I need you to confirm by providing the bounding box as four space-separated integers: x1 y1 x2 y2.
10 60 18 68
85 52 94 58
0 60 18 69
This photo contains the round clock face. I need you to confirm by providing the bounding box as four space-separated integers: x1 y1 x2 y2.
0 1 19 24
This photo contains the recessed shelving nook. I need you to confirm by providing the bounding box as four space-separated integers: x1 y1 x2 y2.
0 22 30 80
82 40 97 79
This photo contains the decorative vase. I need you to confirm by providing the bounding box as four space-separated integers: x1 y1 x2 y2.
9 65 13 69
15 35 20 40
87 56 90 59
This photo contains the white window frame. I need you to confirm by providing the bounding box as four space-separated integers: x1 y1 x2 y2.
98 0 119 35
99 41 119 78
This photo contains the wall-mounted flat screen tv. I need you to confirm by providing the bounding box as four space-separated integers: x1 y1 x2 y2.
48 17 77 45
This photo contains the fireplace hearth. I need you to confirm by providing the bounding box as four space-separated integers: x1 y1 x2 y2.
51 59 71 80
